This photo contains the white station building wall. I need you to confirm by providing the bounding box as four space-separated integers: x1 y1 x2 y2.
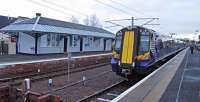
37 34 64 54
105 39 112 51
17 33 113 54
67 35 81 52
18 32 35 54
82 36 104 52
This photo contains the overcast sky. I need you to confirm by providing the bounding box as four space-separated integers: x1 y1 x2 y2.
0 0 199 39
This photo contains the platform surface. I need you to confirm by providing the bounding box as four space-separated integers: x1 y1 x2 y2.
160 50 200 102
0 51 110 64
111 48 186 102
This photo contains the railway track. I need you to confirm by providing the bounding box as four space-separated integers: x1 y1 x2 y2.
0 48 184 102
0 62 110 86
76 48 184 102
44 70 113 94
77 80 132 102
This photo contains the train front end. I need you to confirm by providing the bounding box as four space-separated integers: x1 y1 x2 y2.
111 26 156 78
111 27 138 77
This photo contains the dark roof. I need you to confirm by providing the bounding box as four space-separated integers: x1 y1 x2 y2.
13 17 113 34
0 15 17 29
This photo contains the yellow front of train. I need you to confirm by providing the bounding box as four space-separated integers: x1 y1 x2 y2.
111 27 138 77
111 26 156 77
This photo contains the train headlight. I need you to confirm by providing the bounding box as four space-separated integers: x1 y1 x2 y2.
132 62 135 67
112 51 120 59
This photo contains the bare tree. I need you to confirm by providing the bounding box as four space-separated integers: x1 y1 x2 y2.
89 14 102 28
70 16 79 24
83 16 89 26
83 14 102 28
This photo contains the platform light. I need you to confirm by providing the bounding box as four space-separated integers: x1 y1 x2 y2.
24 78 31 91
82 76 86 86
37 69 40 73
48 79 53 87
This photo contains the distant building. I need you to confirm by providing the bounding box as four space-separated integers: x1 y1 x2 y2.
0 13 114 54
0 15 18 54
0 15 17 41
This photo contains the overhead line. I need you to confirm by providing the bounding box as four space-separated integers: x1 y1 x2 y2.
94 0 131 16
105 21 125 27
42 0 88 17
141 18 159 26
108 0 145 16
28 0 73 17
105 18 159 22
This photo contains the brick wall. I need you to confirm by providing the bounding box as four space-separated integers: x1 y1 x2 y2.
0 86 61 102
0 55 111 78
0 86 9 102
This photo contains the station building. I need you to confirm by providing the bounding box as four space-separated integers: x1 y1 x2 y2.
0 13 114 54
0 15 18 55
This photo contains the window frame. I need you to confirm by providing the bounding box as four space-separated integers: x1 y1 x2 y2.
40 34 61 47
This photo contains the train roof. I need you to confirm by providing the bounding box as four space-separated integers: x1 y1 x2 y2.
116 25 157 34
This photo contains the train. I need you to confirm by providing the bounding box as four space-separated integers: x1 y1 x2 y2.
111 26 166 78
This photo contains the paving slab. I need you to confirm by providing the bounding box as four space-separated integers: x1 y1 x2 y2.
111 48 187 102
160 50 200 102
0 51 110 64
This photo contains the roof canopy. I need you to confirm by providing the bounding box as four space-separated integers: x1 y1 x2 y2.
0 15 114 38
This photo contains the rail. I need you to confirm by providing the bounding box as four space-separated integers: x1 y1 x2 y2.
77 48 185 102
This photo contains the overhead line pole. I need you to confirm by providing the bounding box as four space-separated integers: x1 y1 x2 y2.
131 17 134 28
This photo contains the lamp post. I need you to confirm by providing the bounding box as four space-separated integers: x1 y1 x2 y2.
169 33 175 47
193 30 199 42
67 52 72 81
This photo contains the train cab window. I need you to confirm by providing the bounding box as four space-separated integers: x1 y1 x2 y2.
139 32 150 54
114 32 122 51
115 36 122 50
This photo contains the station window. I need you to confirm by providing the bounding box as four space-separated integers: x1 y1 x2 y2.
40 34 61 47
84 36 93 47
69 35 79 47
94 37 101 47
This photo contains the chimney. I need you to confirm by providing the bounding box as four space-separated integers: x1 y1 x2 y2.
36 13 41 17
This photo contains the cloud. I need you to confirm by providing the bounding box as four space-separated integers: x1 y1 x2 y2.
0 0 199 36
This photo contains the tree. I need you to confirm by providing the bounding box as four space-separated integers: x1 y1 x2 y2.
83 16 89 26
70 16 79 24
83 14 102 28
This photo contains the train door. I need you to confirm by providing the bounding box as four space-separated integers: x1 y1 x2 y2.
119 28 139 75
120 31 134 65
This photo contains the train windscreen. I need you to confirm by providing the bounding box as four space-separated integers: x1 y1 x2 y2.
114 32 122 51
139 34 150 54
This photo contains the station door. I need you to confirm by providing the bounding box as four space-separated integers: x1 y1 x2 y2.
0 41 8 55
